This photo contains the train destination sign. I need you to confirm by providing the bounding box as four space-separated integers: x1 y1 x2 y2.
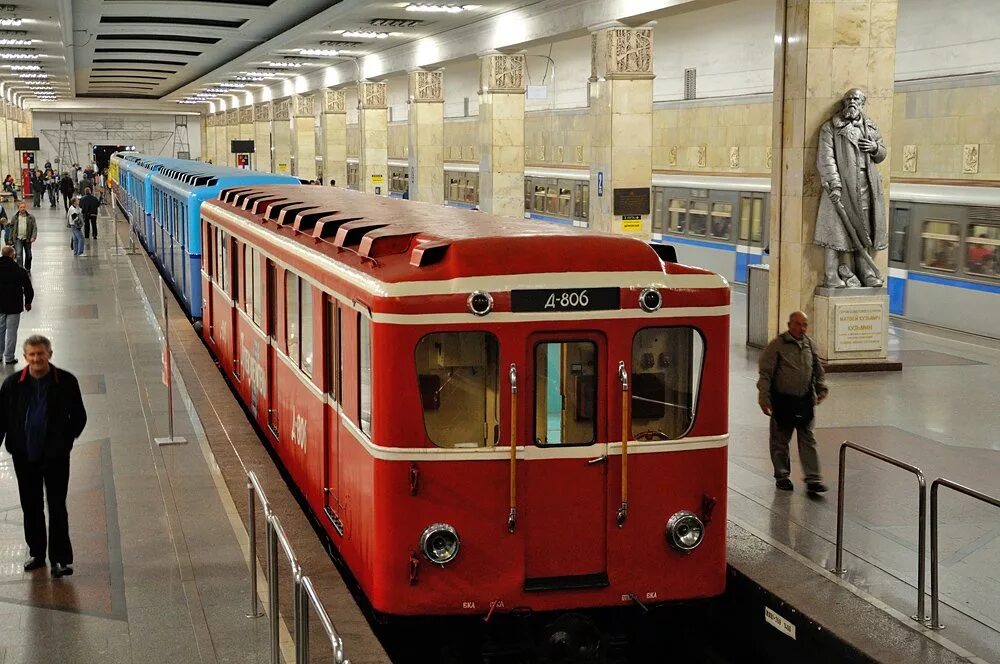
511 287 620 313
613 187 650 216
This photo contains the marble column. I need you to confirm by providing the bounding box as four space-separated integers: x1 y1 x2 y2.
214 112 228 168
768 0 898 338
199 114 208 162
588 25 655 238
0 104 10 182
204 114 215 164
358 81 388 196
291 94 317 181
322 89 347 188
407 70 444 205
225 109 241 167
272 98 291 175
478 53 526 218
254 103 273 173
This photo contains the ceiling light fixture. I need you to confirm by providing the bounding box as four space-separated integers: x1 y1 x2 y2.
10 64 39 70
266 61 302 68
235 75 264 82
0 52 38 59
17 72 45 78
404 4 479 13
218 82 246 89
335 30 390 39
0 18 22 27
297 49 338 57
0 38 30 46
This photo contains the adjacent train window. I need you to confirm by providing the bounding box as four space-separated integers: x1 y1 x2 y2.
652 190 666 235
889 206 910 264
751 197 764 243
574 183 589 220
966 224 1000 277
359 316 373 437
301 282 314 377
738 195 751 241
557 185 572 218
284 273 314 377
267 261 276 341
285 273 299 362
534 341 597 446
920 220 959 272
533 185 547 213
631 327 704 440
414 332 500 448
688 201 709 236
243 245 254 319
325 300 339 400
710 202 733 239
252 250 263 328
669 199 687 233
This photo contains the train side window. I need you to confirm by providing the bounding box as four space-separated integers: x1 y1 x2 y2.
738 195 751 241
301 281 314 377
205 226 213 280
523 179 532 211
966 224 1000 278
359 315 373 437
689 201 708 236
557 181 572 218
630 327 704 440
710 202 733 239
751 196 764 243
920 220 959 272
889 206 910 264
414 332 499 448
243 245 253 317
325 299 339 400
533 185 546 213
652 190 665 234
534 341 597 446
267 261 277 341
669 198 687 233
545 186 561 215
230 238 239 304
285 272 299 363
577 184 589 220
252 250 263 328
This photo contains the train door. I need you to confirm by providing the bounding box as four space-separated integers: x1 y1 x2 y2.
736 192 767 282
521 332 608 588
322 297 343 531
266 260 279 438
229 236 240 381
204 224 215 343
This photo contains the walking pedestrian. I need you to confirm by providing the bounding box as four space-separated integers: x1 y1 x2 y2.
44 169 58 208
0 334 88 579
10 201 37 271
67 197 84 256
31 171 43 209
59 172 75 211
756 310 829 494
0 245 32 364
79 187 99 241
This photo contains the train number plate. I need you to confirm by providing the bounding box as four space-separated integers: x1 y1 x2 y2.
511 287 620 313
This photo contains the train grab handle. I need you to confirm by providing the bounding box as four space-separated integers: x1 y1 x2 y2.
617 361 629 528
508 364 518 533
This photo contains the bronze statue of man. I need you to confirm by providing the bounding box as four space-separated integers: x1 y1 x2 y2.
814 88 888 288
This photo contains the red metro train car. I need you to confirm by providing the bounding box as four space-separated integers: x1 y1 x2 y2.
200 185 730 617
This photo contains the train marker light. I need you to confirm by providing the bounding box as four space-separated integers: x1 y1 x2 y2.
467 291 493 316
639 287 662 312
665 511 704 552
419 523 460 565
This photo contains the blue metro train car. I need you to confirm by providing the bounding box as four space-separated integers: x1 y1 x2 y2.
109 153 299 317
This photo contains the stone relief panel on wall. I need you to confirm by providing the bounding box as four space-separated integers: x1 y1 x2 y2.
359 81 387 109
667 146 678 167
963 144 980 174
729 146 740 169
409 70 443 103
273 99 290 121
239 106 253 124
226 109 239 125
293 94 315 118
594 26 654 80
696 146 707 168
324 89 346 113
575 145 585 163
254 103 272 123
765 147 772 170
902 145 917 172
481 54 526 94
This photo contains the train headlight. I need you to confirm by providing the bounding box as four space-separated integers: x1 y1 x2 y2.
639 288 662 312
420 523 461 565
665 511 704 552
467 291 493 316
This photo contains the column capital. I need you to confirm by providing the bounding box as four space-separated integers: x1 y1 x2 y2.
408 69 443 103
324 88 347 114
226 108 240 125
591 25 654 81
358 80 387 109
254 102 272 122
479 53 526 94
239 105 253 124
292 93 315 118
273 98 290 121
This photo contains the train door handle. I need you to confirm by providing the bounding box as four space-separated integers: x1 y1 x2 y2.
587 455 607 466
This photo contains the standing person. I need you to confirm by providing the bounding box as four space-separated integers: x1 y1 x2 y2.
10 201 37 271
59 172 75 211
756 311 829 494
0 334 87 578
0 245 32 363
31 171 43 209
67 197 84 256
79 187 99 242
45 169 58 208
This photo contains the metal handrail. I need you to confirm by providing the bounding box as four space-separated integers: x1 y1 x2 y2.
833 441 929 623
928 478 1000 630
246 471 350 664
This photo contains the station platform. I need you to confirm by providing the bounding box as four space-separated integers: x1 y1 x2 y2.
0 199 995 663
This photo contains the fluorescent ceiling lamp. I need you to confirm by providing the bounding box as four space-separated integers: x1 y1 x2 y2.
10 64 40 70
0 52 38 59
0 39 30 46
335 30 389 39
404 4 479 12
297 49 338 57
18 73 45 78
218 82 246 89
0 18 22 27
267 61 302 68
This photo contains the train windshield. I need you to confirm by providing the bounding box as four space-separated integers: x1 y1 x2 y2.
415 332 500 448
630 327 704 440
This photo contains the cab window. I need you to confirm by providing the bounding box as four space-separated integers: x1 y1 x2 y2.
534 341 597 446
415 332 499 448
630 327 704 440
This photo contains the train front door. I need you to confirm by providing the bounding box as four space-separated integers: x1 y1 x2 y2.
522 333 608 589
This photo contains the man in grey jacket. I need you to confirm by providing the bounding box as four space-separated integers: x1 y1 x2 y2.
757 311 829 494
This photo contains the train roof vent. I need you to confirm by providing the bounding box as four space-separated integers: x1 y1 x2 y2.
232 190 260 208
649 243 677 263
313 216 365 240
410 240 450 268
968 206 1000 222
242 193 272 211
335 222 389 249
293 210 333 233
277 205 320 227
359 229 420 259
252 197 286 215
219 187 251 204
264 200 297 222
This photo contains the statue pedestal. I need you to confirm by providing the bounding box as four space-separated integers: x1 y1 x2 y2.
813 287 901 372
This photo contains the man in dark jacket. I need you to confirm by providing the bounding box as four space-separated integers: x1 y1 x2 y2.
58 173 75 211
79 187 99 240
0 334 87 578
0 246 33 364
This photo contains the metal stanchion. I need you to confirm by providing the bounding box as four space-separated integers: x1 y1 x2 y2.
267 518 280 664
155 277 187 445
246 480 264 619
